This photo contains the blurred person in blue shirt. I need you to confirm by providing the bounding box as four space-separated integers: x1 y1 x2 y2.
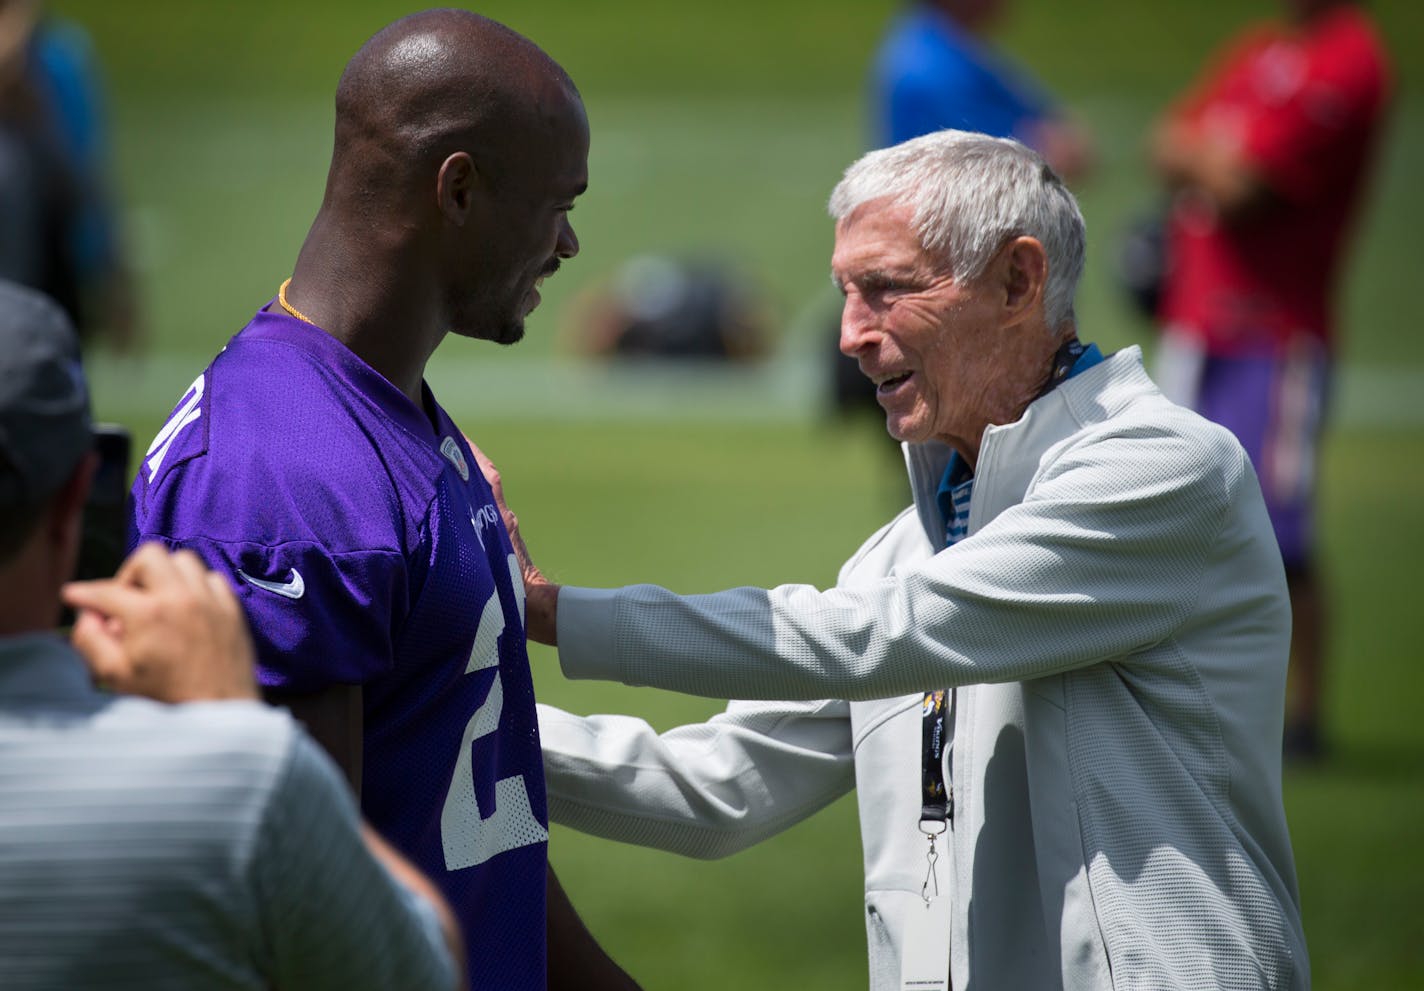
833 0 1091 422
873 0 1091 181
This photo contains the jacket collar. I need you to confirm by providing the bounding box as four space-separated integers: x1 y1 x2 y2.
902 346 1157 546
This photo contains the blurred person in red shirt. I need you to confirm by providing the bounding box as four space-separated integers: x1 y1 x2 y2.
1150 0 1391 761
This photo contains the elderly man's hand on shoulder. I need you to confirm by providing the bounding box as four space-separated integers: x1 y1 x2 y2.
468 439 562 646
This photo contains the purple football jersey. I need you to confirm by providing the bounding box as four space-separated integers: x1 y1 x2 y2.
131 307 548 990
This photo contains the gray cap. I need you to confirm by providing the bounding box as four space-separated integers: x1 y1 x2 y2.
0 281 92 505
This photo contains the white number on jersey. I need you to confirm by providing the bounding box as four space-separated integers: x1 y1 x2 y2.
145 374 205 481
439 553 546 871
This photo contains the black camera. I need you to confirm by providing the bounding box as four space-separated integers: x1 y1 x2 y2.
58 424 132 628
76 423 132 584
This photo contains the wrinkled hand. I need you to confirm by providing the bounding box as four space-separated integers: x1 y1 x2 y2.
61 543 259 702
465 439 560 646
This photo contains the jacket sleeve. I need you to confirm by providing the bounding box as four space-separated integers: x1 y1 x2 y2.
538 698 855 860
557 427 1234 702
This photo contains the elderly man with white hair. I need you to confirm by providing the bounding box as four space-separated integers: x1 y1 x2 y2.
512 129 1307 991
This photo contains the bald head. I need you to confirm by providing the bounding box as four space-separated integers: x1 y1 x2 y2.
291 9 589 371
330 9 582 201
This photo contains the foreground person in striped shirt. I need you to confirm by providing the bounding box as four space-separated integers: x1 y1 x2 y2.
0 280 463 991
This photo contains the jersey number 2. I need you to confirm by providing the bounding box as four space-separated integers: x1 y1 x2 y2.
439 553 548 871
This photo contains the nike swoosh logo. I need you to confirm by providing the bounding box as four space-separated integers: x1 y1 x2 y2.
236 568 306 600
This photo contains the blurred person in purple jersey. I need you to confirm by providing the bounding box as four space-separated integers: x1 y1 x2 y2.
127 11 636 990
0 279 462 991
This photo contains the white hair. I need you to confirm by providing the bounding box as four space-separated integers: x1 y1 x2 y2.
828 129 1085 332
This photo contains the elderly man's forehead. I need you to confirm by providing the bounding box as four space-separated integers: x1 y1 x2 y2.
834 199 928 249
838 195 910 229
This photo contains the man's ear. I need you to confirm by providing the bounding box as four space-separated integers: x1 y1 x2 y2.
436 151 479 224
997 236 1047 326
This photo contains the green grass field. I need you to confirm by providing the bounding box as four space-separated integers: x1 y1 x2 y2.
50 0 1424 986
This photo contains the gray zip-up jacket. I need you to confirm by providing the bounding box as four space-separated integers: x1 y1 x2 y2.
550 346 1308 990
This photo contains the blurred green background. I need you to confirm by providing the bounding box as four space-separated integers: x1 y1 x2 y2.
53 0 1423 986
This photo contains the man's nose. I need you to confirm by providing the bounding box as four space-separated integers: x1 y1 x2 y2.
557 217 580 259
838 292 879 358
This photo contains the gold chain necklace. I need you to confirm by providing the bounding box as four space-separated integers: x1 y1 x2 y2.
277 278 316 325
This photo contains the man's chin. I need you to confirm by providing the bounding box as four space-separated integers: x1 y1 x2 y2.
492 322 526 346
883 416 925 446
452 320 525 346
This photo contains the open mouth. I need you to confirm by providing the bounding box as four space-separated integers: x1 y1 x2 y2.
876 371 913 394
525 276 547 312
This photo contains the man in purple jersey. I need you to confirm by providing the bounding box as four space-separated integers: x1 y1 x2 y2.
128 11 636 991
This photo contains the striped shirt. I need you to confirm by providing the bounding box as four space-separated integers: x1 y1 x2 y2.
938 464 975 548
0 633 456 991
